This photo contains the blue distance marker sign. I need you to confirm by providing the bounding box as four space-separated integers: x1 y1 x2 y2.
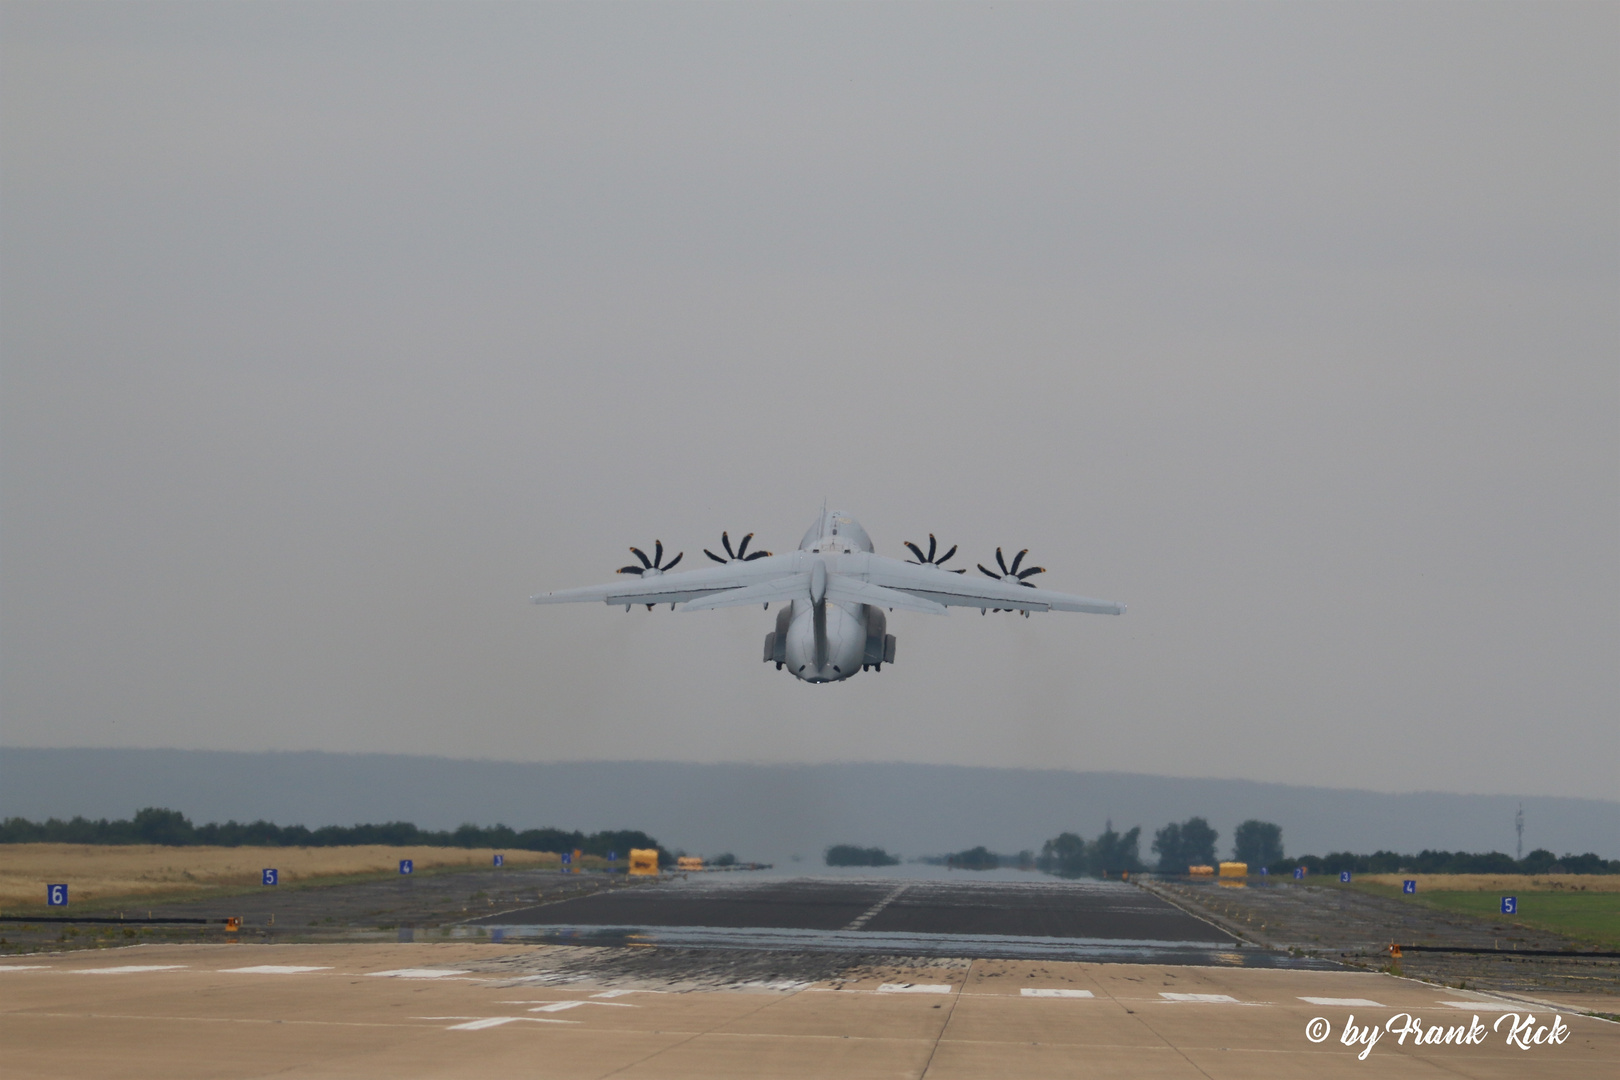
1293 867 1305 880
1259 867 1268 877
47 884 68 907
1340 871 1352 883
608 851 616 862
493 854 504 867
560 852 572 873
1501 896 1517 915
1403 879 1416 894
399 859 413 875
262 868 278 886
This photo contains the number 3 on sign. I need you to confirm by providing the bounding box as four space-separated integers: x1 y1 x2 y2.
47 884 68 906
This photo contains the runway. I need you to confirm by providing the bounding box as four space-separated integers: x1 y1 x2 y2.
461 874 1310 965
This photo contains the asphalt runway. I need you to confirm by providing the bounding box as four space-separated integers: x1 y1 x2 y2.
464 875 1311 966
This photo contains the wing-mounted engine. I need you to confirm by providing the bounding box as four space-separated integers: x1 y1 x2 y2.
862 606 896 671
617 540 682 610
903 534 967 573
705 531 771 564
978 547 1046 617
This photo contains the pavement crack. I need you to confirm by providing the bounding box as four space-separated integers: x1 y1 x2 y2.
843 884 910 931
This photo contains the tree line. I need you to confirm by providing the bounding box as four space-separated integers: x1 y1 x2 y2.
1038 816 1618 878
0 807 667 860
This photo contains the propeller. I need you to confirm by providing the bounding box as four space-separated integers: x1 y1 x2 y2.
704 531 772 564
617 540 682 610
903 533 967 573
978 547 1046 615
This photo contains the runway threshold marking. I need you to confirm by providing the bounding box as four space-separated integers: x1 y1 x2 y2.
220 965 332 975
417 1016 581 1030
69 965 187 975
0 965 49 972
1021 988 1094 998
1438 1001 1525 1010
1159 993 1240 1002
1300 997 1382 1006
366 968 471 979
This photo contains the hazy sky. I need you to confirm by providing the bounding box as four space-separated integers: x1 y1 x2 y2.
3 3 1615 801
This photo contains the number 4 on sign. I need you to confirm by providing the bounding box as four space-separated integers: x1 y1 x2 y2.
47 884 68 907
1402 880 1416 894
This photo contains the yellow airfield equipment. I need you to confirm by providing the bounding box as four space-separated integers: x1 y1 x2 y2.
1219 862 1248 878
676 856 705 871
628 849 660 876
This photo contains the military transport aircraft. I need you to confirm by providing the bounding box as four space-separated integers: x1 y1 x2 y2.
531 508 1124 684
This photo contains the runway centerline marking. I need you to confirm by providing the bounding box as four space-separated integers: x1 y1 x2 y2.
69 965 187 975
1300 997 1383 1006
366 968 470 979
843 883 910 930
220 965 332 975
416 1016 580 1030
1438 1001 1525 1010
1160 992 1240 1002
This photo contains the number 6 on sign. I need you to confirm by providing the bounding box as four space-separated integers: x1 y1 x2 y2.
399 859 413 875
47 884 68 906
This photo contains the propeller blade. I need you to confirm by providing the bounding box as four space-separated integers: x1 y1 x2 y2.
744 550 771 560
927 534 938 562
995 548 1009 575
979 564 1000 579
938 544 957 565
662 551 682 571
952 567 966 574
653 540 664 566
617 565 645 575
1017 566 1046 579
1010 548 1028 574
630 546 652 569
704 549 727 564
736 532 753 558
721 532 735 559
905 541 928 563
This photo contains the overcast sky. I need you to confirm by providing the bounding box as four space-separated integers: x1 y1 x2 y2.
3 2 1615 801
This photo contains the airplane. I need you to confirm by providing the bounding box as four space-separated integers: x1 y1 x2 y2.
531 508 1125 684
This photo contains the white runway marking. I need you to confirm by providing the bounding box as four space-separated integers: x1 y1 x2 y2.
70 965 187 975
844 883 910 931
0 965 50 972
878 983 952 994
737 980 812 991
419 1016 580 1030
1299 997 1383 1007
220 965 332 975
1021 988 1094 998
368 968 470 979
1439 1001 1524 1010
1160 993 1239 1002
526 1001 637 1013
590 989 643 998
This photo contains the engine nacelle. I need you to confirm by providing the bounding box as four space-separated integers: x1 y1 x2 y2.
763 604 792 667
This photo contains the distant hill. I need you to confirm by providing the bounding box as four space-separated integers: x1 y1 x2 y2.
2 747 1614 864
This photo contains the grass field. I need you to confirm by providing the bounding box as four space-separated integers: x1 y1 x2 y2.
1350 874 1620 949
0 844 584 912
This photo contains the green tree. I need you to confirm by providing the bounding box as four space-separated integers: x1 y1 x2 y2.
1153 817 1218 872
1091 822 1144 874
1232 820 1284 866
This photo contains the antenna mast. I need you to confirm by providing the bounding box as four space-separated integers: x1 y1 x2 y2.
1515 803 1524 861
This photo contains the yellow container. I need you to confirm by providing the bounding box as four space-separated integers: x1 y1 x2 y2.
628 848 660 876
676 856 705 871
1188 865 1215 876
1219 862 1248 878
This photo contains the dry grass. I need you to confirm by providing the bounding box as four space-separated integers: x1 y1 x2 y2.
1358 873 1620 893
0 844 565 909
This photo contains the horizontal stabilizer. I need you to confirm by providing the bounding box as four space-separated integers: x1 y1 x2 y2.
823 575 948 615
677 574 811 612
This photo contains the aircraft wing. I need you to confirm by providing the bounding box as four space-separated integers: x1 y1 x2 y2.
530 554 801 609
849 553 1126 615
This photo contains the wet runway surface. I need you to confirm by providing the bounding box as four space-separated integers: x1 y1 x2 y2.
460 875 1316 966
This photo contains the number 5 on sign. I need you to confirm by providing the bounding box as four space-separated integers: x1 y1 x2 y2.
47 884 68 906
262 868 278 886
1501 896 1517 915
